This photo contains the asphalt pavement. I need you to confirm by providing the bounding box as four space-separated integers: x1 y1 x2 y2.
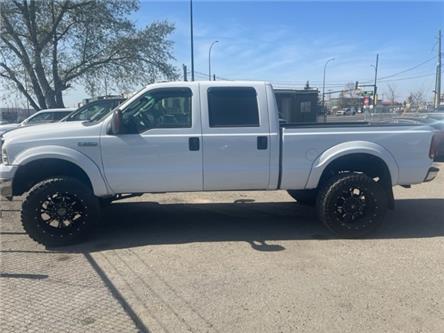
1 164 443 332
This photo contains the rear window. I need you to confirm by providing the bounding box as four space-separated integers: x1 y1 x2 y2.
208 87 259 127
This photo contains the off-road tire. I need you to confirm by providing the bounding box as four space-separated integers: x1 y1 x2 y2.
316 173 388 238
287 189 317 206
21 177 100 247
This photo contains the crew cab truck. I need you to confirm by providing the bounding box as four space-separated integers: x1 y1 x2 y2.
0 81 439 246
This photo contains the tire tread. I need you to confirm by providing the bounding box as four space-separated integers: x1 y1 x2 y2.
21 177 99 247
316 173 388 238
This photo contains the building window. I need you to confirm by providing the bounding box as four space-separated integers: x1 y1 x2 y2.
300 101 311 113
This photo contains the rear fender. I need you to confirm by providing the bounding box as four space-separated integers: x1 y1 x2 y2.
305 141 399 189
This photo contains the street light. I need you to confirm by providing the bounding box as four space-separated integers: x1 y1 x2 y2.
190 0 195 81
208 40 219 81
322 57 335 122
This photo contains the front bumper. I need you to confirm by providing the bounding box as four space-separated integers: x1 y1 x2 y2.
424 166 439 182
0 164 17 200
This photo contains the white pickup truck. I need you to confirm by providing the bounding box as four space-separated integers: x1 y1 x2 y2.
0 81 440 246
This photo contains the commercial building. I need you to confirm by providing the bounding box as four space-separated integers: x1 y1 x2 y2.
274 88 320 123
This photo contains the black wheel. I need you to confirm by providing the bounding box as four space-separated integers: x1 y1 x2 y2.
287 189 317 206
21 177 100 247
316 173 388 238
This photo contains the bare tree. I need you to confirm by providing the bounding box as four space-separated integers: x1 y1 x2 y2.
406 90 426 111
386 84 397 105
338 82 360 109
343 82 359 98
0 0 178 110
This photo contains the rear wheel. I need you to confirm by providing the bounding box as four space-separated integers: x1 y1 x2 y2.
316 173 388 238
21 177 100 247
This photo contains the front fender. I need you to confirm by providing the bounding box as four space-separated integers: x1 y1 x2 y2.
305 141 399 189
12 145 111 196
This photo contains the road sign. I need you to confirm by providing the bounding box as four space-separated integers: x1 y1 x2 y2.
361 91 373 96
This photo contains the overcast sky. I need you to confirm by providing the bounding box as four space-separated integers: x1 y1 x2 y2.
2 0 444 108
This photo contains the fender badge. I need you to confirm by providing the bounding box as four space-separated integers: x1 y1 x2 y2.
77 142 98 147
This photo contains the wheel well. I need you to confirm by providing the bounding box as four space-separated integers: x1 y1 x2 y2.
318 153 394 208
13 159 93 196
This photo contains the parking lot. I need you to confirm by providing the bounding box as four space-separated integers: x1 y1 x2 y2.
1 165 443 333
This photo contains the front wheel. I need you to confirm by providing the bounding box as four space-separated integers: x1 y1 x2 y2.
21 177 100 247
316 173 388 238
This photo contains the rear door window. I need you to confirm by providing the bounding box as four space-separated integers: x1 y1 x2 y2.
207 87 259 127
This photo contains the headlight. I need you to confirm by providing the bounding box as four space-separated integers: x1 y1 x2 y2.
1 143 8 165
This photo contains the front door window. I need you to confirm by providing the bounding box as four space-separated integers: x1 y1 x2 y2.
120 88 192 134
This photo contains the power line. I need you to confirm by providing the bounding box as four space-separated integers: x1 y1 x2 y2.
188 70 437 87
378 56 435 80
378 72 436 83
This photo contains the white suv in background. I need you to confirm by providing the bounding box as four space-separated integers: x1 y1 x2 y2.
0 108 76 136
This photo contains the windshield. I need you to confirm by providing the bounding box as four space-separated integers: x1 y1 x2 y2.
89 100 125 122
63 99 123 122
24 112 53 124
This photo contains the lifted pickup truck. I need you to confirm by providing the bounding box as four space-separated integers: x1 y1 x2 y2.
0 81 439 246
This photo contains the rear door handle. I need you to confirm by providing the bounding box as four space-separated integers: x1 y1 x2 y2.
257 136 268 150
189 137 200 151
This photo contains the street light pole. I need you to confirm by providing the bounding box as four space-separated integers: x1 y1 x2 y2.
208 40 219 81
322 57 335 122
190 0 195 81
435 30 441 108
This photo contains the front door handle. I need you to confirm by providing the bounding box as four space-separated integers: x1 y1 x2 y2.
189 137 200 151
257 136 268 150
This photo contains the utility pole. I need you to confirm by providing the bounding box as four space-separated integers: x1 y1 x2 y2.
373 53 379 107
435 30 441 108
322 57 335 122
183 64 188 81
190 0 195 81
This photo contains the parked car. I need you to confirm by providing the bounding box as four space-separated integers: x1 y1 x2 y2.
394 115 444 162
336 108 355 116
61 96 125 122
434 105 444 113
0 108 75 136
0 81 439 246
0 122 21 136
335 109 346 116
345 108 356 115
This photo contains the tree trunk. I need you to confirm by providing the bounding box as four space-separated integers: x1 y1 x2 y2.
51 2 65 108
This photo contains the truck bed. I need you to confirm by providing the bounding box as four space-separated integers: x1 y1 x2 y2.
281 121 415 128
279 123 433 190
